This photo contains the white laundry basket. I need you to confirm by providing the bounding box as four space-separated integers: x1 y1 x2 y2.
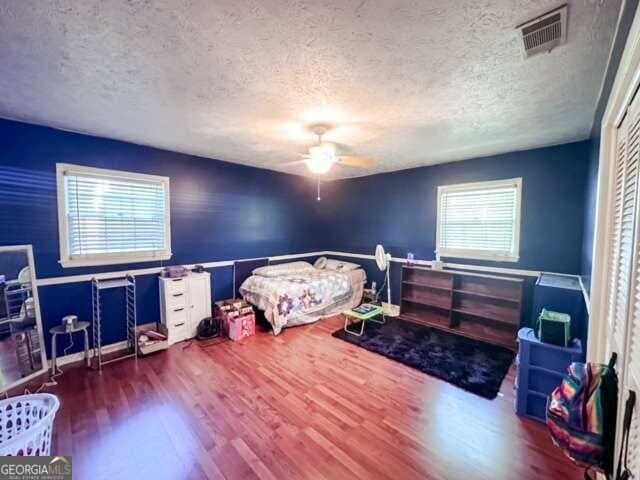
0 393 60 456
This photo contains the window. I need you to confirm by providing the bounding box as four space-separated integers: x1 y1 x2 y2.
56 164 171 267
436 178 522 262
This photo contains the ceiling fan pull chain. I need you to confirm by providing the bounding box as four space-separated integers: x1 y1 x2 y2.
317 179 321 201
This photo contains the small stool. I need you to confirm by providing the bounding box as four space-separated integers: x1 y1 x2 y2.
343 304 385 336
50 320 90 375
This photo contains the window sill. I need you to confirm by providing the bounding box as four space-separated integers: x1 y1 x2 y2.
438 250 520 263
59 252 172 268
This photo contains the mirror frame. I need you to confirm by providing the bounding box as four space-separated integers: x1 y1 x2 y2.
0 244 49 393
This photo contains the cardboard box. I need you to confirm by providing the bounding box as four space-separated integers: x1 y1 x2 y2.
215 299 255 340
137 323 169 355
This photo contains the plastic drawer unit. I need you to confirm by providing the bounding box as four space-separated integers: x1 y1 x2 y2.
515 327 582 423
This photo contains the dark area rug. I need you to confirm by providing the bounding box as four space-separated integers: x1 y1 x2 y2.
332 317 515 399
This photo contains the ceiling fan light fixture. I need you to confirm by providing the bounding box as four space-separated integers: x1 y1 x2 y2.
287 125 375 175
311 142 336 156
305 156 334 174
305 143 336 174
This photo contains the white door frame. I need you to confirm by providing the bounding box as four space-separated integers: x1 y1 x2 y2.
589 7 640 362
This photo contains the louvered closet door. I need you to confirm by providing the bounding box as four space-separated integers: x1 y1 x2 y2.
606 109 635 367
613 91 640 476
623 106 640 477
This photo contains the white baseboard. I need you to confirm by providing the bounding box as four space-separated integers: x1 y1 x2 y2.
49 340 129 369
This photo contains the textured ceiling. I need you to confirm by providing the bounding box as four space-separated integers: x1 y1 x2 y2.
0 0 622 179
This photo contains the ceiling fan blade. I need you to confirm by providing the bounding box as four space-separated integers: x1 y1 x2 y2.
337 156 376 168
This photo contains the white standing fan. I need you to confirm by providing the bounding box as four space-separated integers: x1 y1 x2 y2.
375 244 399 317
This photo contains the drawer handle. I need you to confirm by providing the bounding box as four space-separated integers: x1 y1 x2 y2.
173 307 184 312
174 322 186 327
172 278 183 282
172 293 184 297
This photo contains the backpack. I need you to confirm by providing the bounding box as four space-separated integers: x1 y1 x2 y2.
546 354 618 477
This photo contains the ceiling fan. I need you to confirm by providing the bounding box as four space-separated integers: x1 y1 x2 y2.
286 124 376 175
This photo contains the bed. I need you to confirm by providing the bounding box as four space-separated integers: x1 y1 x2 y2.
239 261 366 335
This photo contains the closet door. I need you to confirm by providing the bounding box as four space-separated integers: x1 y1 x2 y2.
612 92 640 475
606 110 635 366
623 95 640 472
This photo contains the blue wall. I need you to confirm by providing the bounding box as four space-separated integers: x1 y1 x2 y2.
0 119 599 353
0 251 28 281
581 0 639 293
0 118 325 353
317 141 592 329
320 141 591 273
581 137 600 294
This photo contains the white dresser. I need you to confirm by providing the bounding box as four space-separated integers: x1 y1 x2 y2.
159 272 211 345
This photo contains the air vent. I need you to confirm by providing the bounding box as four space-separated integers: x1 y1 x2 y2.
517 4 567 58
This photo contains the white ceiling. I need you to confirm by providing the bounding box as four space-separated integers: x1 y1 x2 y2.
0 1 622 179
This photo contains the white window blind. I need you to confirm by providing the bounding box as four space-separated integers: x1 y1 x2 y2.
436 178 521 262
57 164 171 267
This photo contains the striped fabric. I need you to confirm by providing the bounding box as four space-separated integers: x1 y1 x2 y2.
547 362 610 468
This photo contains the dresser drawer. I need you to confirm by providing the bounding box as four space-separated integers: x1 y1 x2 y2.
164 278 187 295
169 322 188 344
166 308 188 328
166 291 187 310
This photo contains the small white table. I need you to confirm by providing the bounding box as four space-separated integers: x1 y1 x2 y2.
343 304 385 337
50 321 90 375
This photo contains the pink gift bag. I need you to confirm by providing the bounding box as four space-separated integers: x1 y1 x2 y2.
227 314 255 341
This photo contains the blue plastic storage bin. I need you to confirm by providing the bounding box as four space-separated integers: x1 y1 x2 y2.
532 273 586 348
515 327 582 423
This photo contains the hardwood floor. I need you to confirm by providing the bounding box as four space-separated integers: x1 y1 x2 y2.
49 315 582 480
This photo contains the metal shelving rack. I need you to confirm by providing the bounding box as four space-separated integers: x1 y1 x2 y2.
91 274 137 370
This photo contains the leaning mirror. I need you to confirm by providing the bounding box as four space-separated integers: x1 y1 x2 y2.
0 245 47 392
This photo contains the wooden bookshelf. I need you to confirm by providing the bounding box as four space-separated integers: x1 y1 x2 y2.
398 266 523 350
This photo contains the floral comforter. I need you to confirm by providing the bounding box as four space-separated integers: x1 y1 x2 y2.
239 268 365 335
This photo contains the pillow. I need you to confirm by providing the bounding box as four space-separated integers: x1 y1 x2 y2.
324 259 361 272
314 256 328 269
252 261 315 277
